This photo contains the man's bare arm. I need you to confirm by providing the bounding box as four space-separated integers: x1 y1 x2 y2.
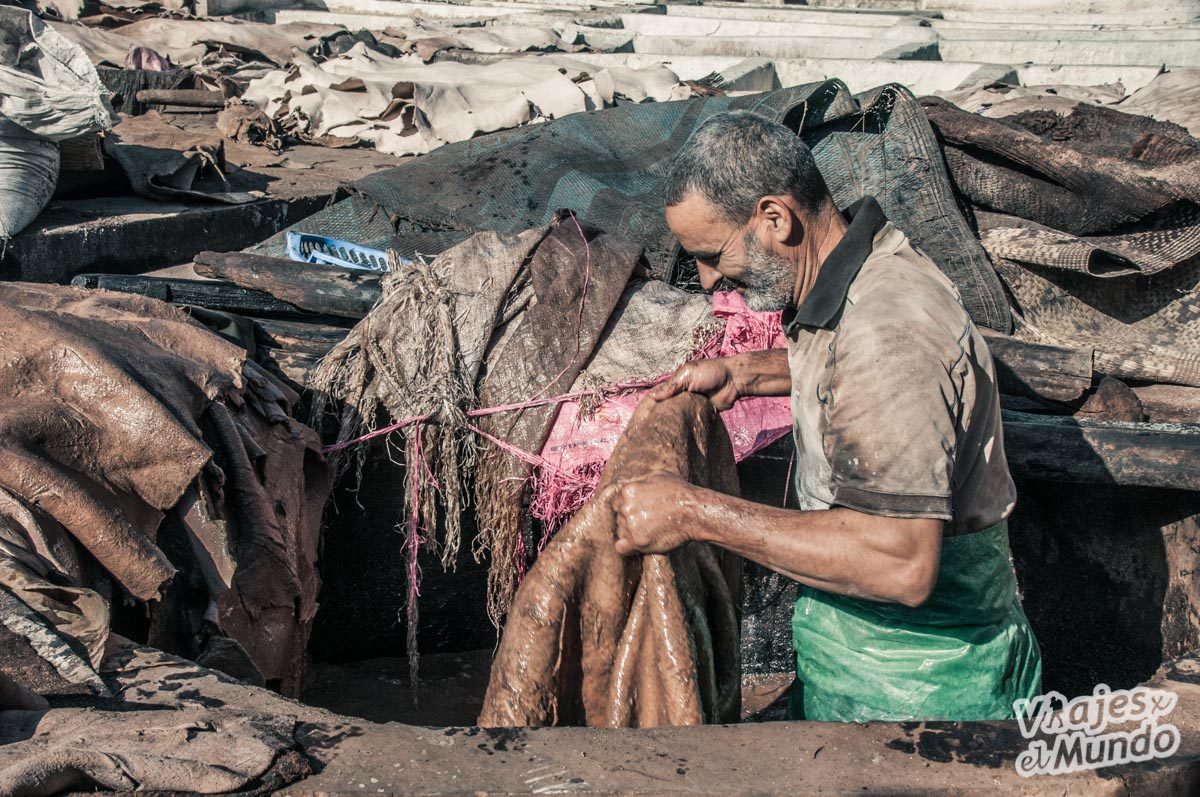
647 350 791 410
611 475 942 607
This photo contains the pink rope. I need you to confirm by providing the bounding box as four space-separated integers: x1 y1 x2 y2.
322 376 667 455
465 420 597 581
465 422 596 485
324 413 428 454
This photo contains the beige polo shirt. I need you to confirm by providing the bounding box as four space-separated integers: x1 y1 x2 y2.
785 197 1015 536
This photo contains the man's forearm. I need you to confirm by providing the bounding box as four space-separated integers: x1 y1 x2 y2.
685 487 942 607
730 349 792 398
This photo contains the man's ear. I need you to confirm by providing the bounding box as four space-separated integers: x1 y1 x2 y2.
754 195 800 245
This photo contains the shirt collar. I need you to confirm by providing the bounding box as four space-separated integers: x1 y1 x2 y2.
783 195 887 335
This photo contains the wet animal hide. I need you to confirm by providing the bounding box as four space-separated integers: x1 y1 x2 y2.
0 284 330 696
479 393 741 728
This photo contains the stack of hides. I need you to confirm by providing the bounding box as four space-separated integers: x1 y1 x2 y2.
0 284 331 699
923 97 1200 387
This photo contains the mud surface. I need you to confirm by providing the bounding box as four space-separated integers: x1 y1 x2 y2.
304 655 790 726
480 393 742 728
303 652 492 727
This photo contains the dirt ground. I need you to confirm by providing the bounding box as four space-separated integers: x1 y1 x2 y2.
303 653 796 727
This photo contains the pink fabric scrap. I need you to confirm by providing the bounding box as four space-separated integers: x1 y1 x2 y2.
532 291 793 533
126 45 173 72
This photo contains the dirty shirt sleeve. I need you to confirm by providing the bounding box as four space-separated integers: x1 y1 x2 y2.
821 302 969 521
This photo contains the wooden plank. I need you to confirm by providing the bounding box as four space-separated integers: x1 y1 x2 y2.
254 318 349 357
1002 410 1200 491
135 89 226 108
73 273 300 315
194 251 382 319
253 319 350 390
981 330 1094 403
70 273 350 325
745 411 1200 491
256 348 325 390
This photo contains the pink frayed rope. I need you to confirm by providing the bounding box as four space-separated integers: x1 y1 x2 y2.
322 376 667 456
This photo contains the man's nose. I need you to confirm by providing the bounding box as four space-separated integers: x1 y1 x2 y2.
697 262 722 291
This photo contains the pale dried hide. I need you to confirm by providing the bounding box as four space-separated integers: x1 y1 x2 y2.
241 45 690 156
51 17 344 69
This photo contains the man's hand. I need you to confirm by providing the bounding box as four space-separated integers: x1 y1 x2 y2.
648 359 740 411
609 473 698 555
648 350 793 410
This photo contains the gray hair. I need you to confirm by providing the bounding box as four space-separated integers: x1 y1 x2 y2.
664 110 829 223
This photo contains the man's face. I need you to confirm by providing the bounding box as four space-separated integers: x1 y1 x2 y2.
665 192 798 312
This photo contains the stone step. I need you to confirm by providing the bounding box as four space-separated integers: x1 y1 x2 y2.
937 26 1200 41
940 37 1200 67
664 4 914 26
617 12 934 39
2 195 330 285
568 29 940 60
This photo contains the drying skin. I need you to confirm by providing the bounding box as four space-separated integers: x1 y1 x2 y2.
0 283 329 696
479 393 741 728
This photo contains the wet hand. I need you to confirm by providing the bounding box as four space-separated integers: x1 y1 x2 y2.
646 358 740 411
609 473 697 555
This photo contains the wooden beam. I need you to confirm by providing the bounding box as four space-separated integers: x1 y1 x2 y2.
135 89 226 108
981 330 1094 404
253 319 350 390
194 251 382 319
73 273 303 317
254 318 349 358
1002 410 1200 491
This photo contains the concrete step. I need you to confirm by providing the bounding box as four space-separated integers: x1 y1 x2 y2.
300 0 547 20
663 4 914 26
931 17 1200 31
938 7 1200 24
937 26 1200 41
274 5 639 28
940 37 1200 67
1012 62 1164 91
569 29 939 60
275 9 415 29
618 13 1200 43
806 0 1199 13
2 195 330 284
616 13 936 39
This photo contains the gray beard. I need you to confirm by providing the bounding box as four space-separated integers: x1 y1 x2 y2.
740 232 796 312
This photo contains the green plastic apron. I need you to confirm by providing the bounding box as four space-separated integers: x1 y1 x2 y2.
789 521 1042 722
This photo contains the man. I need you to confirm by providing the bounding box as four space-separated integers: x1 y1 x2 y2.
610 111 1042 722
